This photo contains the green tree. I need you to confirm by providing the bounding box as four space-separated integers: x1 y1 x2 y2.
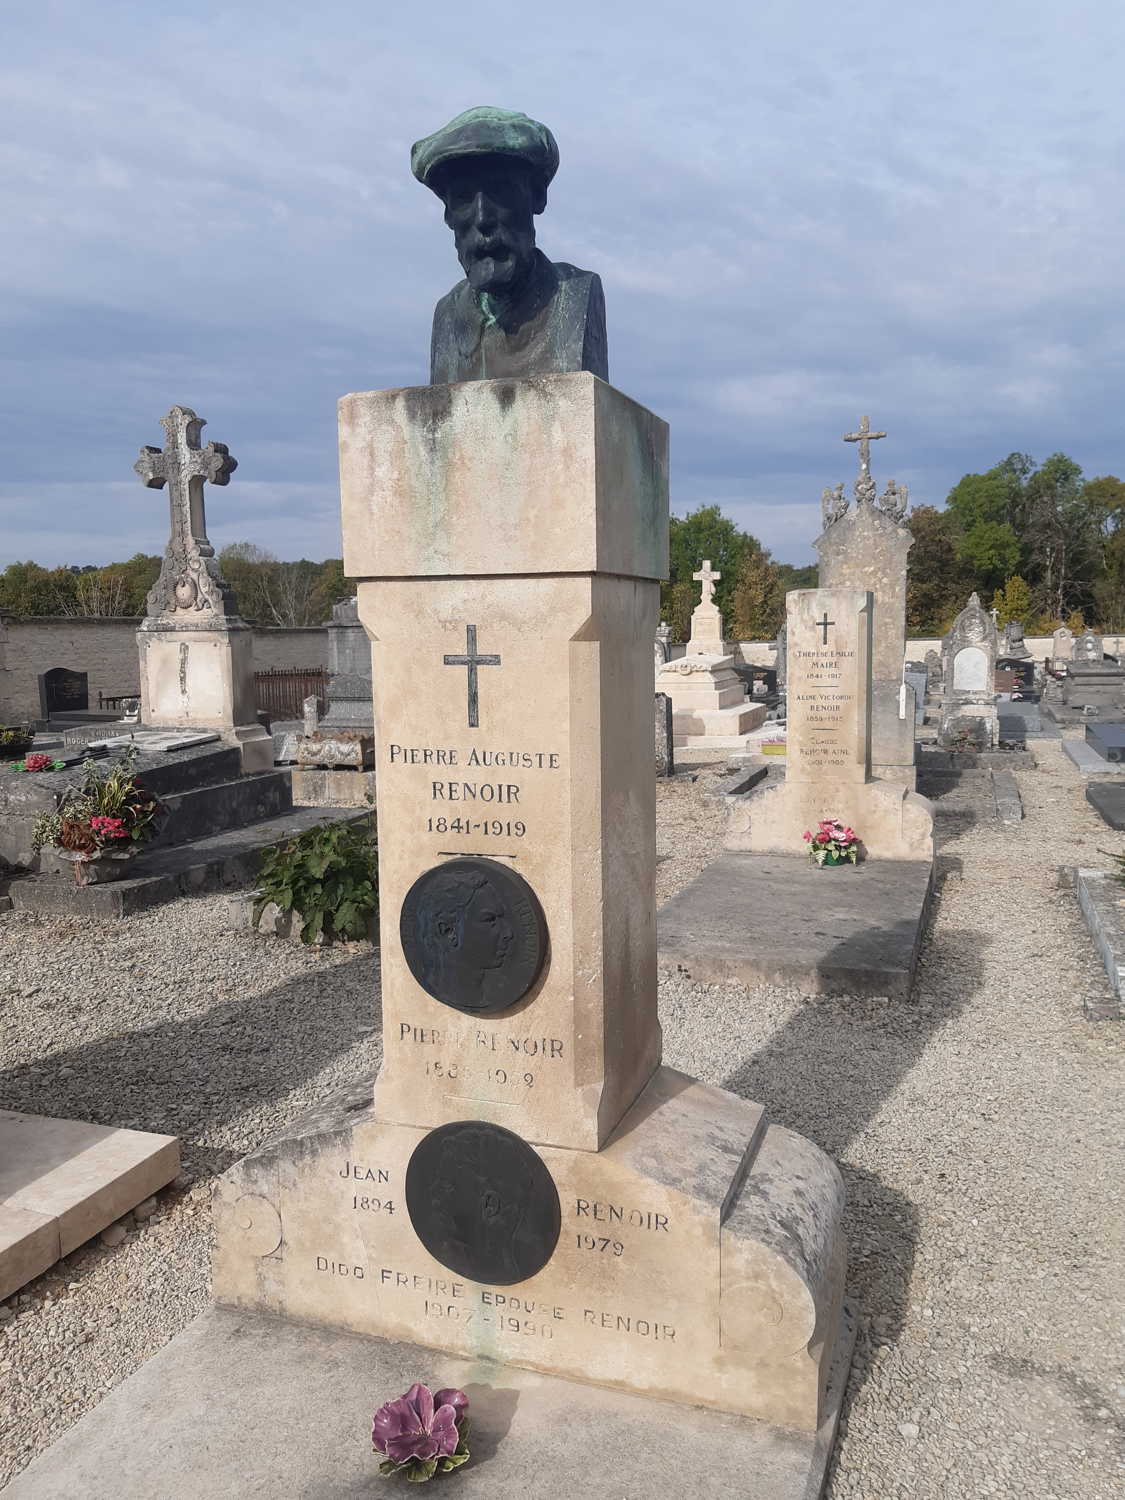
309 558 349 622
729 545 784 641
1019 452 1094 622
776 562 817 592
663 505 755 634
905 506 973 634
990 575 1032 629
0 561 78 615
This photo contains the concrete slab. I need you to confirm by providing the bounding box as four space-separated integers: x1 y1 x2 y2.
658 852 933 998
1072 868 1125 1020
1062 738 1125 776
1086 782 1125 830
0 1111 179 1301
1 1303 854 1499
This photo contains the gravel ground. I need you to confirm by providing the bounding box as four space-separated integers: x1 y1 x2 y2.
1 742 1123 1496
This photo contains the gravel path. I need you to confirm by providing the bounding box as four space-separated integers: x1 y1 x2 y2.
1 743 1123 1496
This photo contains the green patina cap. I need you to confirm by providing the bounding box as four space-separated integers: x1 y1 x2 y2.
411 106 559 196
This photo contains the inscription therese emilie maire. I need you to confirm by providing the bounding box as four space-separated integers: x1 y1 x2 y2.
793 645 856 769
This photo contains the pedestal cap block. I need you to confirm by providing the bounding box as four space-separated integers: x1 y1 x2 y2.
339 373 668 582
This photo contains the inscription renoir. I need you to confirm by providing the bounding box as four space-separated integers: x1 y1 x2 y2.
312 1261 677 1343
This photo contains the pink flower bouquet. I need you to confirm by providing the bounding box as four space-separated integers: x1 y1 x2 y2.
373 1382 470 1482
803 818 859 866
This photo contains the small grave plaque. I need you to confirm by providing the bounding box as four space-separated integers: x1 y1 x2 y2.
405 1120 561 1286
399 857 548 1015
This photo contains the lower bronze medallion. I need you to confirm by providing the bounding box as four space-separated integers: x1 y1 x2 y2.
406 1121 561 1286
399 856 547 1015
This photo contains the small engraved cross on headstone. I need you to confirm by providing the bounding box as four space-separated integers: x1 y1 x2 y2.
693 559 721 604
816 612 835 645
444 624 501 729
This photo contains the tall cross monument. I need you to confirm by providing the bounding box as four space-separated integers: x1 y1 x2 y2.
133 405 272 770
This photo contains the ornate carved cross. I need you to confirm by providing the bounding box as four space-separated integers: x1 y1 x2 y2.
135 406 237 616
693 559 721 604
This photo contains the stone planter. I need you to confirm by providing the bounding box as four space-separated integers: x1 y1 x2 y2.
0 737 34 762
57 846 139 886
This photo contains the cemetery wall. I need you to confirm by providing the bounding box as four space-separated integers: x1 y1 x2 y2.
0 615 329 721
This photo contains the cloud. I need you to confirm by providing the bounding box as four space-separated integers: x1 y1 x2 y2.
3 1 1125 567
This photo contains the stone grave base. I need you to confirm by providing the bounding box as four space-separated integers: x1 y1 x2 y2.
1085 782 1125 829
673 700 768 748
659 853 933 999
290 766 376 807
1062 738 1125 776
211 1069 848 1433
0 1111 178 1302
1066 867 1125 1021
726 777 934 862
2 1302 855 1500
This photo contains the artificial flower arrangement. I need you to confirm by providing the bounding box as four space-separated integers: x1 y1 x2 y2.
9 752 66 773
803 818 859 866
373 1383 470 1483
31 746 163 884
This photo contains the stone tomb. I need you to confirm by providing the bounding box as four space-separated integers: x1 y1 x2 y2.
134 406 272 773
815 415 917 785
939 593 1000 748
728 589 932 861
212 373 850 1441
655 559 766 748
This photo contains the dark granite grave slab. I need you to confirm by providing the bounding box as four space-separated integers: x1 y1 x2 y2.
1085 782 1125 830
658 853 933 998
1 1303 854 1500
1085 722 1125 762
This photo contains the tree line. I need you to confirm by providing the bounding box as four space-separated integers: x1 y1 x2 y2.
6 452 1121 639
0 547 348 628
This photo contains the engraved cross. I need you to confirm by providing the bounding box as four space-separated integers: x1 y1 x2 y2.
134 405 237 560
842 415 886 481
692 559 721 604
444 625 501 729
816 612 835 644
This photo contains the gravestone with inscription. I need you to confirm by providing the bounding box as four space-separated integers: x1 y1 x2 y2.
728 589 932 860
938 593 999 748
133 406 272 771
1051 626 1075 663
815 416 916 786
212 366 850 1441
37 667 89 718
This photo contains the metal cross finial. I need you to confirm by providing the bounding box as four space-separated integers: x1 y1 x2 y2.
135 405 238 617
692 559 721 604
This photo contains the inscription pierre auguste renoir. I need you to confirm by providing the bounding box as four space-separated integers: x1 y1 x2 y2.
388 742 562 841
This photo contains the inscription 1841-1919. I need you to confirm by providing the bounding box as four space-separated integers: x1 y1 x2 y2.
399 856 548 1016
406 1120 561 1286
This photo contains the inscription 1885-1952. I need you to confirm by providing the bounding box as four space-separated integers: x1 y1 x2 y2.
406 1120 561 1286
400 856 548 1016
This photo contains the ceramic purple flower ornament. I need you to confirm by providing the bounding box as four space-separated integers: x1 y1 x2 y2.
373 1383 470 1482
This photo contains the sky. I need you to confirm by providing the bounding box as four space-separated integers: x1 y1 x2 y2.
3 1 1125 569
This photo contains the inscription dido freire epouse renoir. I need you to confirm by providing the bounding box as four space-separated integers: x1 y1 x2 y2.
397 104 607 1290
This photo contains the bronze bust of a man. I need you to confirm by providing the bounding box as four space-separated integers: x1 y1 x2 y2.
411 106 608 385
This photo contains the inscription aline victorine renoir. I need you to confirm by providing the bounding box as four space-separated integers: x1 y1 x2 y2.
792 640 856 772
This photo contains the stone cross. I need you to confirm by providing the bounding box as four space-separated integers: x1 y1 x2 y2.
693 559 721 604
443 623 501 728
843 415 886 504
135 406 237 617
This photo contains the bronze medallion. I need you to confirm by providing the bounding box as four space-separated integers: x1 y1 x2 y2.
399 857 547 1015
406 1121 560 1286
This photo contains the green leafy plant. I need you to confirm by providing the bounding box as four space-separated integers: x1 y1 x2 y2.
254 818 377 945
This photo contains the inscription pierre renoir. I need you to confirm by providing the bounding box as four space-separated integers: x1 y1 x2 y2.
398 1023 565 1094
388 744 561 839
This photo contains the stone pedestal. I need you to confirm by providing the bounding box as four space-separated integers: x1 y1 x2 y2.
729 589 932 861
1063 663 1125 711
938 594 1000 750
212 372 850 1437
816 495 915 786
656 653 767 747
138 621 272 772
